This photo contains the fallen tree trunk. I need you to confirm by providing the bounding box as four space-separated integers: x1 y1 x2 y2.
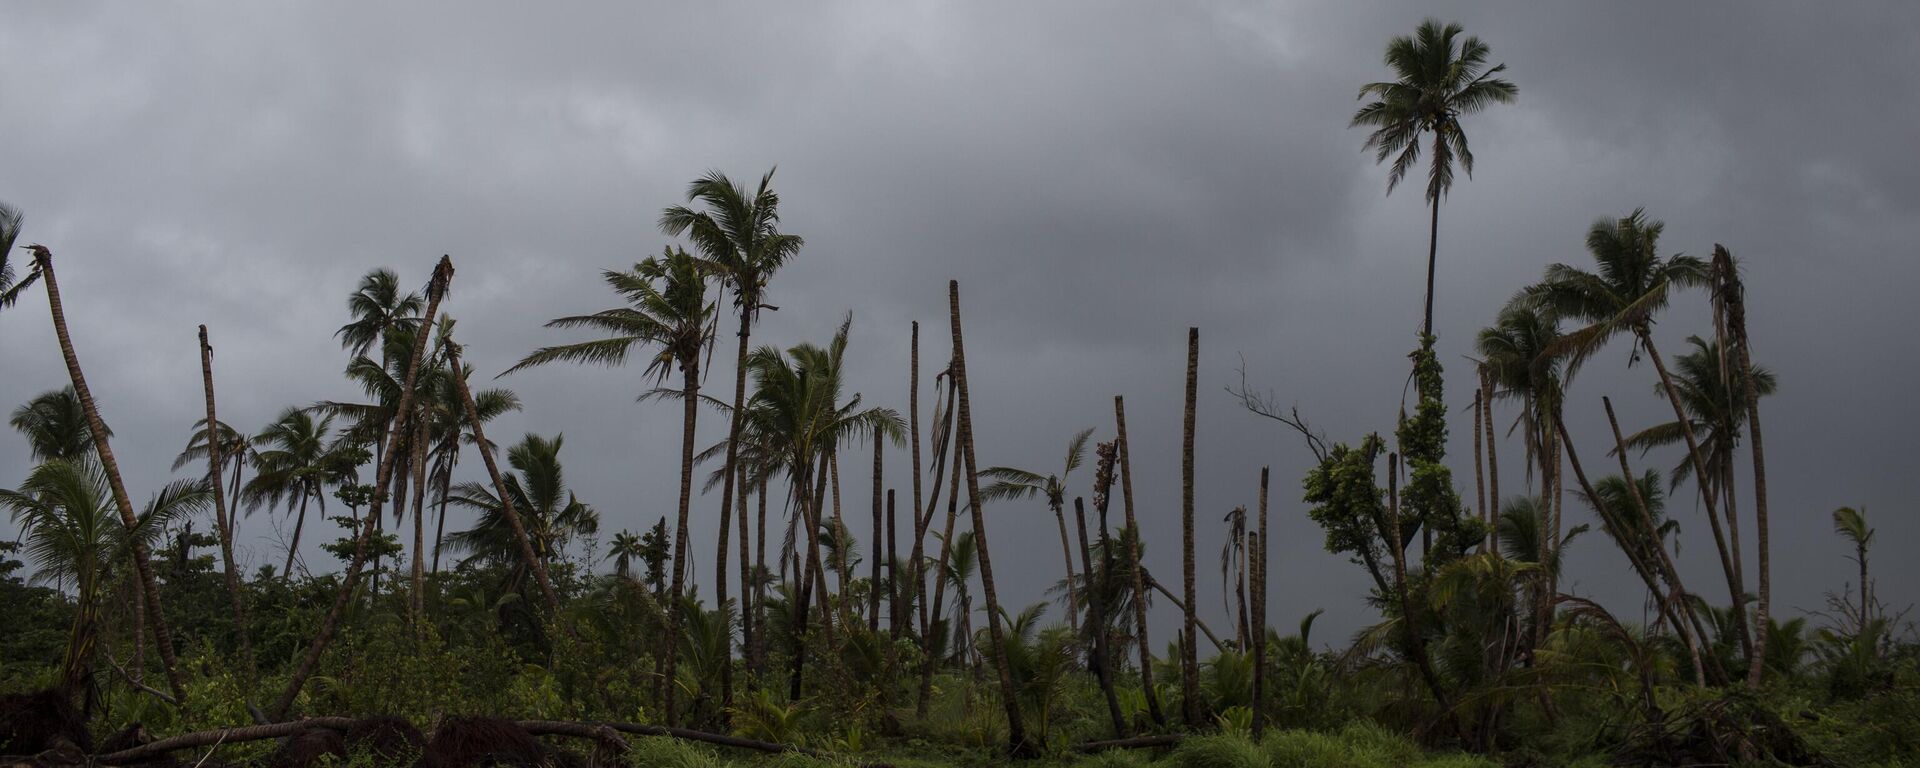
95 718 357 765
523 720 810 756
1076 734 1185 752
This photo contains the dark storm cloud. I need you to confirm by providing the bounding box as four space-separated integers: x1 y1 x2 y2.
3 1 1914 644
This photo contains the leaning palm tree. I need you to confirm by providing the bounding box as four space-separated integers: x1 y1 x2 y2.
0 202 39 310
11 387 108 463
660 168 804 714
243 408 338 579
505 246 715 724
443 433 599 591
1352 19 1517 338
980 426 1095 632
1 460 207 708
23 243 189 703
1525 209 1746 660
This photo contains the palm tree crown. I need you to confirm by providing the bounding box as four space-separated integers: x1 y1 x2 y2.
10 387 109 463
1352 19 1517 203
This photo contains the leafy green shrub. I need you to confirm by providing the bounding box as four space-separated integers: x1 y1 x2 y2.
1168 733 1269 768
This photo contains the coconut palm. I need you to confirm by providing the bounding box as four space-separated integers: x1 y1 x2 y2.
336 268 425 360
443 433 599 590
243 408 339 579
607 530 645 581
11 387 108 463
506 245 715 723
660 169 802 717
1831 507 1874 636
1352 19 1517 338
424 353 520 574
980 426 1094 632
940 529 981 671
0 202 39 310
173 418 253 538
0 460 207 705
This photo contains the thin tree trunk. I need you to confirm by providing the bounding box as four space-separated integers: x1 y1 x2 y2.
1639 329 1751 664
907 321 924 641
275 256 452 719
1054 501 1081 634
432 456 452 574
1422 179 1440 339
870 432 883 632
1180 327 1200 727
1717 246 1772 686
1252 467 1269 738
1483 370 1501 552
1593 401 1722 686
1472 388 1487 553
29 247 188 704
736 462 753 685
447 341 559 617
662 354 701 726
752 473 769 675
888 489 902 642
1146 577 1226 653
198 326 255 679
285 493 309 580
714 302 754 707
1114 395 1166 725
409 408 430 628
1077 497 1127 738
129 578 144 687
914 376 957 644
916 402 967 717
948 281 1032 757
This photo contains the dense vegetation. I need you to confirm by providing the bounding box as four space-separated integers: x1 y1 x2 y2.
1 19 1915 768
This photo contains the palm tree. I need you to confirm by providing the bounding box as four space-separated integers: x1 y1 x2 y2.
1352 19 1517 338
1714 244 1774 686
243 408 338 579
660 168 804 711
196 325 255 677
0 202 39 310
424 354 520 574
608 530 645 581
443 337 561 618
444 433 599 589
1 461 207 706
1526 209 1745 659
1179 327 1201 727
1476 298 1566 653
22 244 189 703
980 426 1095 632
941 529 981 671
11 387 107 463
1113 394 1165 725
506 246 715 723
336 268 425 361
172 418 253 540
1831 507 1874 636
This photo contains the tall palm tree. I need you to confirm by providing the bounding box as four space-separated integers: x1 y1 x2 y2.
243 408 337 579
444 433 599 589
980 426 1095 632
1714 245 1774 686
506 246 715 724
197 325 254 677
660 168 804 711
424 353 520 574
1 461 206 706
608 530 645 581
1352 19 1517 338
11 387 107 463
22 244 189 703
940 528 981 670
0 202 39 310
1526 209 1745 659
336 268 425 361
1113 395 1165 725
1179 327 1201 727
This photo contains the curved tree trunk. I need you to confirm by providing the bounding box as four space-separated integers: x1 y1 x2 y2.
31 247 188 705
916 406 966 717
1054 501 1080 634
275 256 453 719
1179 328 1201 728
285 493 310 580
1482 370 1501 552
662 354 701 726
1717 247 1772 686
199 326 255 680
1113 395 1166 725
948 281 1032 757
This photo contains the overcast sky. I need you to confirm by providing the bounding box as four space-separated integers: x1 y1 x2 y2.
4 2 1915 647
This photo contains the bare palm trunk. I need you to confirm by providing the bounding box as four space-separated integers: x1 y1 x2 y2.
907 321 924 641
1482 370 1501 551
1716 247 1772 686
870 432 883 632
448 340 561 618
1593 401 1722 686
1639 329 1751 664
916 405 967 717
1472 388 1487 553
30 247 188 704
662 354 701 726
285 493 309 580
737 464 753 682
275 256 452 719
830 451 847 591
888 489 902 641
1114 395 1166 725
432 458 453 574
199 326 255 679
1053 500 1080 634
752 473 769 675
1076 497 1127 738
1179 327 1201 728
409 407 430 627
1252 467 1269 738
948 281 1032 757
1423 185 1440 339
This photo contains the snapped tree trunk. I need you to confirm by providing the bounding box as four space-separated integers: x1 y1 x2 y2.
1054 499 1081 634
663 354 701 726
1717 246 1773 686
1482 369 1501 552
1252 467 1269 738
1180 327 1201 728
31 246 188 705
1114 395 1166 725
408 408 431 627
916 392 967 717
870 432 884 632
948 281 1033 758
1076 497 1128 738
275 256 453 719
198 326 255 680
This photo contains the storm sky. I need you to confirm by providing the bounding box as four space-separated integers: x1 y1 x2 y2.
3 2 1915 646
